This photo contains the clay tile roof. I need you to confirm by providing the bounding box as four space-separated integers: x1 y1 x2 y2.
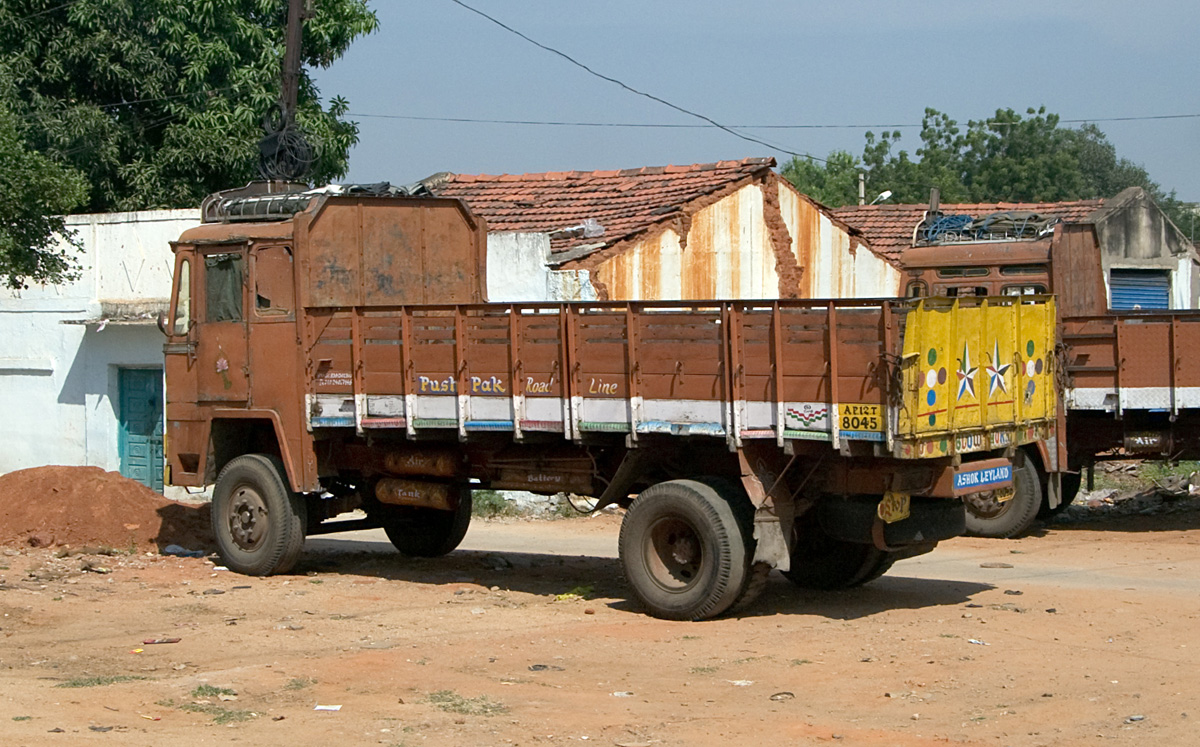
431 157 776 256
830 199 1106 263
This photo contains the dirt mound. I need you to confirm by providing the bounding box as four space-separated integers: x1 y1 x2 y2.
0 465 212 551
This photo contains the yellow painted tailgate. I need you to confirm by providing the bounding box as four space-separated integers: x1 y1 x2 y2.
895 296 1057 458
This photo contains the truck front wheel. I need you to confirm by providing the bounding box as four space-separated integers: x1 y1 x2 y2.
619 480 754 621
212 454 307 575
964 456 1042 538
379 488 472 557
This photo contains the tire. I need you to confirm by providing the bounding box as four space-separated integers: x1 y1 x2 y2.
380 488 472 557
619 479 754 621
1038 471 1082 519
212 454 307 575
783 512 897 590
964 455 1043 538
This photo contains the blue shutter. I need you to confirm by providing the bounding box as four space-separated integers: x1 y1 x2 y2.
1110 269 1170 310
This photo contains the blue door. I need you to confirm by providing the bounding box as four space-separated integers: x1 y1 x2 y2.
119 368 164 492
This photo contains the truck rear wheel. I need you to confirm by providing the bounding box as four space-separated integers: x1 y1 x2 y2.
379 488 472 557
964 457 1042 538
619 480 754 621
783 517 897 591
212 454 307 575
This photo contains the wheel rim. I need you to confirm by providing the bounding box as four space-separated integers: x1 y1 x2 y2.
227 484 269 552
964 490 1011 520
644 516 703 591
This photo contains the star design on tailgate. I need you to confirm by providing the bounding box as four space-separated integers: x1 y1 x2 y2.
956 343 978 400
986 341 1012 396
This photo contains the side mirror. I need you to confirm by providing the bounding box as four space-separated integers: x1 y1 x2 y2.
157 310 171 336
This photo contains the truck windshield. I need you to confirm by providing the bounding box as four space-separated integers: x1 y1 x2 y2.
205 253 244 323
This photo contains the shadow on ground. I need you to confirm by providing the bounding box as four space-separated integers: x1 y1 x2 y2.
296 539 991 621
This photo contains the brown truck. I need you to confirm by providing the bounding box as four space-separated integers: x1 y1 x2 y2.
159 185 1057 619
903 218 1200 537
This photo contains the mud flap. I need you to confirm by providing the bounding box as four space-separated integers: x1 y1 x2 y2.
752 511 791 572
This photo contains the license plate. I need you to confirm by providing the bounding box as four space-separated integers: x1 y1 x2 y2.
839 403 885 441
877 491 911 524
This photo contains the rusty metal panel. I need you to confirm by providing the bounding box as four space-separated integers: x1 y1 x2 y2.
1052 224 1107 316
301 197 486 308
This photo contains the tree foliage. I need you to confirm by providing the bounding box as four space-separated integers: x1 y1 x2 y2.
0 0 377 214
0 0 375 288
783 107 1190 230
0 100 88 288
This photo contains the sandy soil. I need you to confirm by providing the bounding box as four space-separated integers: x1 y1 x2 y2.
2 503 1200 747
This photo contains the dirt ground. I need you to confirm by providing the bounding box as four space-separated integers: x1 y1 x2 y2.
2 484 1199 747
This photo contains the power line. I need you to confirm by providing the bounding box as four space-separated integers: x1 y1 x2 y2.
348 110 1200 131
444 0 826 163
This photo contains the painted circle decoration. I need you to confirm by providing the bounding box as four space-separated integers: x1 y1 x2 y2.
928 348 937 366
928 414 937 427
1035 358 1044 375
1026 380 1036 397
926 369 938 388
938 367 947 385
1025 360 1037 377
926 390 937 406
1026 340 1035 357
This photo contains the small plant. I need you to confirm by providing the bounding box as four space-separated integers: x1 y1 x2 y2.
471 490 520 519
284 677 315 691
191 684 237 698
554 584 594 601
426 689 507 716
12 715 31 721
163 698 253 724
689 665 718 674
56 674 147 688
790 658 812 666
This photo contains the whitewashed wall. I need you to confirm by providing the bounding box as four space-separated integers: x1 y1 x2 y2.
486 232 597 302
0 210 199 481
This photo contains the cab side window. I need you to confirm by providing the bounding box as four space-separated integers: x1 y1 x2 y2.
254 246 295 317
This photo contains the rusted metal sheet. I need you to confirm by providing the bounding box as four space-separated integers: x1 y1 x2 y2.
295 196 487 308
1051 224 1107 317
590 180 898 301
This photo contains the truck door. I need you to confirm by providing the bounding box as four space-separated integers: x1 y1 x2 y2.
195 247 251 402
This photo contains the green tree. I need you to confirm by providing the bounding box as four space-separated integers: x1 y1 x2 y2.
0 101 88 288
0 0 377 213
782 106 1191 231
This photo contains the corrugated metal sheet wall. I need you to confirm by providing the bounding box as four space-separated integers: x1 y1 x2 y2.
593 181 901 302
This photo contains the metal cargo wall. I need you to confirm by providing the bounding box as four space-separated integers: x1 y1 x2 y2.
593 184 778 300
776 182 901 298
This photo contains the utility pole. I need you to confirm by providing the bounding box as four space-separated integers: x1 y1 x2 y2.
259 0 313 182
280 0 305 128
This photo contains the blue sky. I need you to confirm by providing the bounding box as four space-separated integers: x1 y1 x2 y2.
312 1 1200 210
